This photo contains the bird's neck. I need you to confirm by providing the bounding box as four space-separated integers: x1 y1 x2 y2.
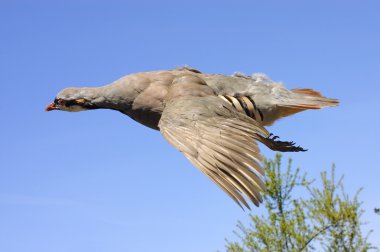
77 84 134 111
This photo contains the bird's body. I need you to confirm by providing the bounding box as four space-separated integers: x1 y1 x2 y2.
47 67 338 209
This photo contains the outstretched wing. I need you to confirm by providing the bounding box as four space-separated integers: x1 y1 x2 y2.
158 76 270 209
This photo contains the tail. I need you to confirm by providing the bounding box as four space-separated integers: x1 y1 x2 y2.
278 88 339 118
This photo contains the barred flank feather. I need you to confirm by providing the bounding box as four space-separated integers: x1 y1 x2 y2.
219 95 264 122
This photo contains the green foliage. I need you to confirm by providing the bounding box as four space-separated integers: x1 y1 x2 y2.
225 154 376 252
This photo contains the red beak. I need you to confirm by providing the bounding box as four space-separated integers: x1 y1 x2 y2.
45 102 57 111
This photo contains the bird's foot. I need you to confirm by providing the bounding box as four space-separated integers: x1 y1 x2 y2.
261 133 307 152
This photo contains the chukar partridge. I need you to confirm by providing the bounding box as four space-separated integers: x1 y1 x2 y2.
46 67 338 209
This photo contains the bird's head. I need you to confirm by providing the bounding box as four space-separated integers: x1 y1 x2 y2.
45 88 100 112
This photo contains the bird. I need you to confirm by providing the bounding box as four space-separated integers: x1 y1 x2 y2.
46 67 339 209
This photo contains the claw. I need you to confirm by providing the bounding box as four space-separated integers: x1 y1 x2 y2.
268 133 280 141
259 133 307 152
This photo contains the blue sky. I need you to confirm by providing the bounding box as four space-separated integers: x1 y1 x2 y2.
1 0 379 251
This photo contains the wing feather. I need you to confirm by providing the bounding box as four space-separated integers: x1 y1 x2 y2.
186 154 249 209
159 80 270 209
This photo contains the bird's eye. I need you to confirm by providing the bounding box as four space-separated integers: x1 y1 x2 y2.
55 98 65 106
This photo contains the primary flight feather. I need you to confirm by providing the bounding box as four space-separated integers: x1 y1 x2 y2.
46 67 338 209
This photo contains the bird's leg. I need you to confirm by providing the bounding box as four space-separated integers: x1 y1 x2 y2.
258 133 307 152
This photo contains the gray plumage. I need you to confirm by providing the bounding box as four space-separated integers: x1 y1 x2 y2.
46 67 338 209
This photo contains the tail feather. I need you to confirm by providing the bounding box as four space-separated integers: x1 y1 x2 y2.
278 88 339 117
291 88 323 97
